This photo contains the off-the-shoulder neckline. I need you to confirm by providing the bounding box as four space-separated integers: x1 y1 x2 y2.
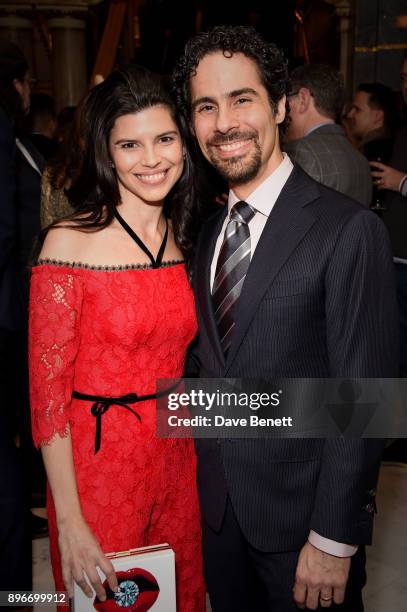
34 258 185 272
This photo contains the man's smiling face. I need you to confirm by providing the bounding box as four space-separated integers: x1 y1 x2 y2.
189 52 285 193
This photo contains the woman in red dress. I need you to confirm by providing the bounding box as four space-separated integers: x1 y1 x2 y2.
29 67 205 611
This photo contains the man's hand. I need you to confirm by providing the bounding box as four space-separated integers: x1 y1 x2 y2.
293 541 351 610
370 161 405 192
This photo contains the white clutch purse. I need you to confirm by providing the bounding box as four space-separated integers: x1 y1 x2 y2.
73 544 176 612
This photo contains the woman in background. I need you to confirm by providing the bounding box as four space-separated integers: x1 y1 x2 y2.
40 105 81 227
29 66 205 611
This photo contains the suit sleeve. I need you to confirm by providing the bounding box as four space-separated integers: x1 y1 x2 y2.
309 210 399 544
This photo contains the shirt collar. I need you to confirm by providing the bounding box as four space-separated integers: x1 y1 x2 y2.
228 152 294 217
304 120 335 137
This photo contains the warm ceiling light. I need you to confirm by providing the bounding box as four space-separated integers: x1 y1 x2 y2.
395 15 407 28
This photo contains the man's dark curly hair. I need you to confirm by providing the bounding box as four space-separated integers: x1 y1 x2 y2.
172 25 290 120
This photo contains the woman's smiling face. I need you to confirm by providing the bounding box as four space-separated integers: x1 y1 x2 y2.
109 105 184 205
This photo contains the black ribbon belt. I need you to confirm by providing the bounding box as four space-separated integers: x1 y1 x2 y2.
72 382 181 454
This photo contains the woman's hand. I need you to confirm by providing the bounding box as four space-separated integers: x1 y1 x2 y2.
370 161 406 192
57 515 118 601
39 436 117 601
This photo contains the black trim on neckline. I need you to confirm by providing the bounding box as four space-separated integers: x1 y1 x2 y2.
35 258 184 271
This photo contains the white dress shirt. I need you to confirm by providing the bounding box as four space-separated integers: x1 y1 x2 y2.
210 153 357 557
210 153 293 289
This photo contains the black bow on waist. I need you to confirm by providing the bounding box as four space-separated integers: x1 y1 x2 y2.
72 382 182 454
72 390 143 454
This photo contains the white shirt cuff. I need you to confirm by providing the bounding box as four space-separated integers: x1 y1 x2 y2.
308 530 358 557
398 174 407 193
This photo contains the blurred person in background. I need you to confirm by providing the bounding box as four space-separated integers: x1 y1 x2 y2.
370 53 407 199
55 105 76 143
25 92 58 161
2 40 49 540
285 63 372 206
371 54 407 398
12 75 47 534
4 41 49 541
346 83 396 163
15 119 44 286
0 38 32 592
40 104 83 227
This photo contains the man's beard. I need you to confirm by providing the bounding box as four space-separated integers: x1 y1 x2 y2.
206 130 262 185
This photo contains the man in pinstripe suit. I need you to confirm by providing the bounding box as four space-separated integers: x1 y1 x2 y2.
174 26 399 611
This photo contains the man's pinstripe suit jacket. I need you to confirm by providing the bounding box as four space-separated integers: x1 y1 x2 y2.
190 165 399 552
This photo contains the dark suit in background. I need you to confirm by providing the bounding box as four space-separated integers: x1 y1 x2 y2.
13 135 47 511
0 106 31 592
382 125 407 379
15 135 44 302
192 165 399 610
27 132 57 161
382 125 407 261
0 109 22 335
284 124 372 206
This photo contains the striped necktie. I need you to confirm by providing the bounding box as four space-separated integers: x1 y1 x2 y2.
212 200 256 354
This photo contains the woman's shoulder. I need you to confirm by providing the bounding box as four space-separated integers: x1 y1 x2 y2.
39 222 90 263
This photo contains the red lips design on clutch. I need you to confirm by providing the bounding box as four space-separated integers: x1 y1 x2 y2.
93 568 160 612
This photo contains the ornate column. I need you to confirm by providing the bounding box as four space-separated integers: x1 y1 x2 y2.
0 1 103 110
47 14 87 110
329 0 355 94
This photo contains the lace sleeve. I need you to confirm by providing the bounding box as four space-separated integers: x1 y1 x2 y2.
29 266 83 447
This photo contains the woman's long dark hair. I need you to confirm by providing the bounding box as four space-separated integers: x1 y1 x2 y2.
42 65 204 267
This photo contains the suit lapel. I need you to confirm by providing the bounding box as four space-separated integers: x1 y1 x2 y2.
224 166 321 373
195 206 228 368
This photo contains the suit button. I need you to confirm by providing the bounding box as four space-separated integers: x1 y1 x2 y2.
364 503 375 513
368 488 376 497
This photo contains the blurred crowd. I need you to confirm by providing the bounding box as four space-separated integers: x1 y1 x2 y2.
0 36 406 592
283 57 407 387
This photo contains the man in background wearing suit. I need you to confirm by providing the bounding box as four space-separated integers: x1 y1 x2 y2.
0 38 32 594
173 26 399 611
284 63 372 206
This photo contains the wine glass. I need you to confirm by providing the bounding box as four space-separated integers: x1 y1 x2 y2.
370 156 387 212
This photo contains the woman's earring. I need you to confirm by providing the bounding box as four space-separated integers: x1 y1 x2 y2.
110 161 115 168
182 150 186 159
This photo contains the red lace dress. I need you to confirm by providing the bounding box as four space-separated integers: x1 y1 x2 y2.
29 260 205 612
